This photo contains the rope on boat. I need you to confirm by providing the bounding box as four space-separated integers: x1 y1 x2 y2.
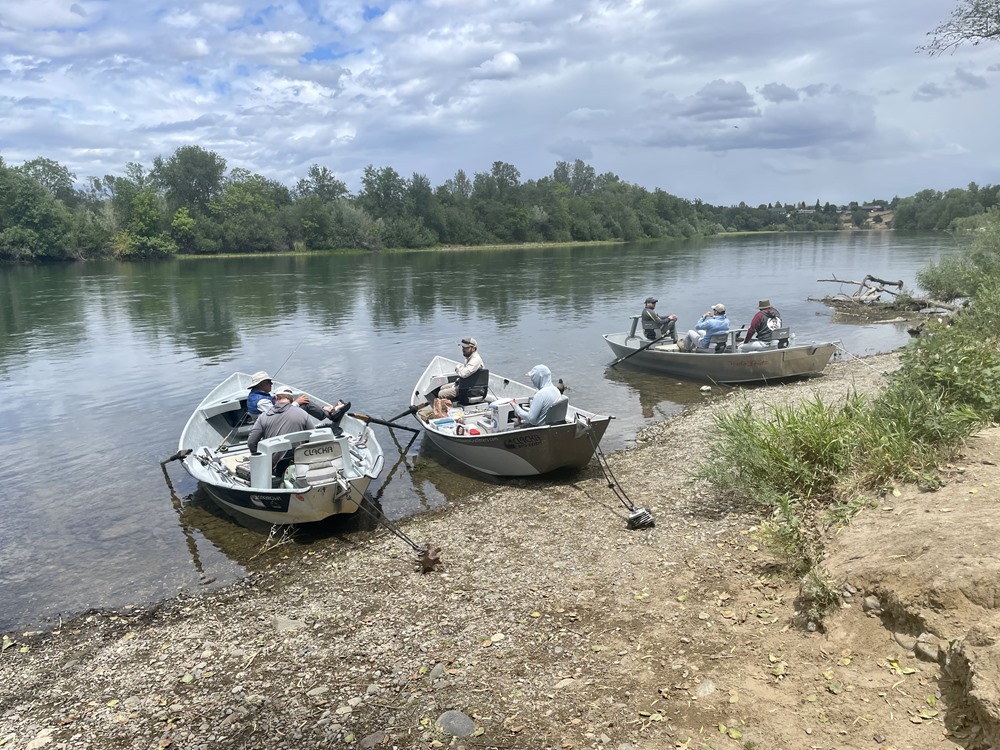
583 420 655 530
350 488 443 573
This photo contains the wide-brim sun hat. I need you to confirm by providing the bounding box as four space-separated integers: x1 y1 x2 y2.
249 370 272 388
758 299 771 309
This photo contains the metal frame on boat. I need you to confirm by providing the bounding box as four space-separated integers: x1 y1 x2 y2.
410 356 612 476
178 372 384 525
603 316 839 384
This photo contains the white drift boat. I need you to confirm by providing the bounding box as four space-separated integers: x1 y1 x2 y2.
408 356 611 476
177 373 384 525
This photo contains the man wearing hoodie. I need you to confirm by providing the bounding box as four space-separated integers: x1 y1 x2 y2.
511 365 565 426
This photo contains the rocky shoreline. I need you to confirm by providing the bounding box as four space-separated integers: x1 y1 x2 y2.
3 350 999 750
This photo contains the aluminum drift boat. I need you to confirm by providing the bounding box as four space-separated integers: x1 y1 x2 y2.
178 373 384 525
409 356 612 476
603 316 839 385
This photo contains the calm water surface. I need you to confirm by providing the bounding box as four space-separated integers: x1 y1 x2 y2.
0 231 964 632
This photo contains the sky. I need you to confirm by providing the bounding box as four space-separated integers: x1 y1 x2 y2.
1 0 999 207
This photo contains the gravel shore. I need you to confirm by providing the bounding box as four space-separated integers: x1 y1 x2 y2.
7 350 995 750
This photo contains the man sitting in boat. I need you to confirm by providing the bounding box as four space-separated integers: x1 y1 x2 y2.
739 299 782 351
679 303 730 352
509 364 565 426
248 387 313 473
434 338 484 414
640 297 678 343
247 370 347 433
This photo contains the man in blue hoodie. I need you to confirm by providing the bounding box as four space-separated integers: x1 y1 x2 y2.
679 303 730 352
511 365 565 426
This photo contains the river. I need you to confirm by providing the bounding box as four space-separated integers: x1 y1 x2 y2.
0 231 964 632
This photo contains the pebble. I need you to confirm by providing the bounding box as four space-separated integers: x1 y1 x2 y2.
862 595 882 614
437 709 476 736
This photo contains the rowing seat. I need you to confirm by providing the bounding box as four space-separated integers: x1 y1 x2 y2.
542 395 570 425
771 327 791 349
709 332 730 353
456 369 490 405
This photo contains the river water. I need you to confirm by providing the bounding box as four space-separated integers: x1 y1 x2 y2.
0 231 963 632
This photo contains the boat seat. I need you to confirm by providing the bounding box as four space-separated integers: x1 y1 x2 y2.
709 332 731 353
456 369 490 405
771 327 791 349
542 395 570 425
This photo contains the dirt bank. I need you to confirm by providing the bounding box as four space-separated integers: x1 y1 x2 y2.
3 350 998 750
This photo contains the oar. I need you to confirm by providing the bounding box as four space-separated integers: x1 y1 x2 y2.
387 401 428 423
350 411 420 434
610 329 676 368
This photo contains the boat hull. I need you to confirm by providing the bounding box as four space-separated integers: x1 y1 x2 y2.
603 332 838 384
422 417 610 476
410 356 611 476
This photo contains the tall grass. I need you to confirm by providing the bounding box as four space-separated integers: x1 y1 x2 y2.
699 256 1000 616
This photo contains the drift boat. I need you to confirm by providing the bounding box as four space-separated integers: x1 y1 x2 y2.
603 316 839 384
408 356 611 476
177 372 384 525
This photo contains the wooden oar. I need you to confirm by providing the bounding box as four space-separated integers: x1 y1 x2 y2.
387 401 428 423
350 411 420 434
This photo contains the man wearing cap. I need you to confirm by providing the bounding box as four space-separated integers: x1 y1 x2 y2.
248 387 313 470
679 303 730 352
247 370 347 431
437 337 485 402
640 297 678 343
741 299 782 351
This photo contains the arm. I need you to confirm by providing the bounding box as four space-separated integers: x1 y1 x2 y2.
511 398 531 421
744 312 762 343
248 418 265 454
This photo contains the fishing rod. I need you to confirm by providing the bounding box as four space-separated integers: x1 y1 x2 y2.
216 337 308 452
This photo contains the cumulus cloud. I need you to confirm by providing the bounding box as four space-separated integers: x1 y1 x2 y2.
674 80 759 121
759 82 799 103
472 51 521 79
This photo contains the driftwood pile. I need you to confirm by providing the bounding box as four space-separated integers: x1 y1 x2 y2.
814 273 959 313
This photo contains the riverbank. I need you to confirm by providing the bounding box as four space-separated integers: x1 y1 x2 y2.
3 351 997 750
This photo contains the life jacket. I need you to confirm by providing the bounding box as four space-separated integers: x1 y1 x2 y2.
754 308 782 341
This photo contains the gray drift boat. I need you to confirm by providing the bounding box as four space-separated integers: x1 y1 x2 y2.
603 316 839 385
409 356 611 476
178 372 384 525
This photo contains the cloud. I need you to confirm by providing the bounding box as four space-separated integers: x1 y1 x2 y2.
954 68 988 90
913 82 949 101
675 80 759 121
472 51 522 79
0 0 997 207
759 83 799 103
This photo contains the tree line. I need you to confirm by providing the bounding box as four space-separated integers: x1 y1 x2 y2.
0 146 994 262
